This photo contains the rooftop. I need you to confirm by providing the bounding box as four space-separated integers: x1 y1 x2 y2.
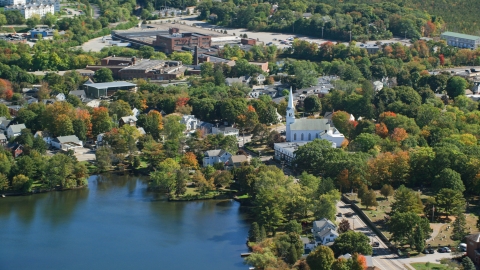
290 119 331 131
83 81 136 89
441 31 480 41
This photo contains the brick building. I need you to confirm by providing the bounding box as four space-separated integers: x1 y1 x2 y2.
153 28 212 54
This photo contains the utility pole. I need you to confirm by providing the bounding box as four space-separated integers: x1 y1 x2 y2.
321 26 324 38
432 205 435 222
349 31 352 42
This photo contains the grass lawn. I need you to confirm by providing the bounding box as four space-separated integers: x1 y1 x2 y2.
245 142 274 156
411 262 448 270
428 213 477 247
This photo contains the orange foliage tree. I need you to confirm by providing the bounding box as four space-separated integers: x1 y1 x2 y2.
367 151 410 186
375 123 388 138
0 79 12 100
391 127 408 142
76 108 93 138
181 152 199 169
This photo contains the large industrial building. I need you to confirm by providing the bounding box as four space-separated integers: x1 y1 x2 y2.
441 31 480 49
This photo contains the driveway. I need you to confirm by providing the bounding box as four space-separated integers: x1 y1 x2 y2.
74 147 96 162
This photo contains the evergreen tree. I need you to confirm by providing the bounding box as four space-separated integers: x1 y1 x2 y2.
462 257 476 270
413 226 425 252
285 220 302 234
175 170 188 196
248 222 261 242
288 245 298 264
452 211 468 241
260 225 267 241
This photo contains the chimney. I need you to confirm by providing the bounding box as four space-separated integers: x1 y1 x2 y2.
131 56 136 66
193 45 199 65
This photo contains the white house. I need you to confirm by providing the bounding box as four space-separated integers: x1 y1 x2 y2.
69 90 86 100
34 130 52 145
51 135 83 151
212 126 239 137
203 149 232 167
96 133 105 145
0 117 10 131
85 99 101 108
132 108 140 118
6 123 26 138
311 218 338 246
181 115 199 133
55 93 66 102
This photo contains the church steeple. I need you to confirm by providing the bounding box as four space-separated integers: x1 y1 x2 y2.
286 87 295 142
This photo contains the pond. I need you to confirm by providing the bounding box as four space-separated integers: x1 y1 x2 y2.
0 174 250 270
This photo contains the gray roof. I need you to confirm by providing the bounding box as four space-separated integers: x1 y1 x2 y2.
229 155 250 164
54 135 81 144
137 127 146 135
316 228 338 238
120 115 137 123
364 256 374 267
205 149 229 157
1 120 11 127
0 133 6 140
441 31 480 41
339 253 351 260
290 119 331 131
8 124 26 133
216 126 239 132
313 218 337 230
83 81 136 89
69 90 86 96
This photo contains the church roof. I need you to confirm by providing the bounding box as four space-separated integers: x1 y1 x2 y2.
290 119 331 131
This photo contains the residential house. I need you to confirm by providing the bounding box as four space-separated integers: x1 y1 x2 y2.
225 76 247 86
212 126 239 137
0 117 10 131
132 108 140 118
181 115 199 133
51 135 83 151
7 143 23 158
25 96 38 104
203 149 232 167
55 93 66 102
119 115 137 127
246 74 266 85
6 123 26 138
300 236 315 255
34 130 52 145
467 233 480 265
339 254 377 270
0 133 7 145
96 133 105 145
199 121 214 135
7 105 21 117
137 127 146 136
312 218 338 246
85 99 101 108
226 154 251 169
69 90 86 100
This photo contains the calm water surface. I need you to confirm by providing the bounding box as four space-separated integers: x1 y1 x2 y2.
0 174 250 270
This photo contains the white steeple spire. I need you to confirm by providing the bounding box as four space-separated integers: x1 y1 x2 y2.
285 87 295 142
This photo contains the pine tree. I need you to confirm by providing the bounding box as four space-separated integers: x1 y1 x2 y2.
414 226 425 252
452 211 468 241
248 222 261 242
260 225 267 241
288 245 298 264
462 257 476 270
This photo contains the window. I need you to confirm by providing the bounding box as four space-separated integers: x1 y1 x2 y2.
294 133 296 140
301 133 304 140
308 133 311 140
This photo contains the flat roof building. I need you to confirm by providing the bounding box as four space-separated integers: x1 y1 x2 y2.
441 31 480 49
153 28 212 54
83 81 137 99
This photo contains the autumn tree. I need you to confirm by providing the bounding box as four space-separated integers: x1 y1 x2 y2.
91 107 113 136
306 246 335 270
137 110 163 140
338 219 350 234
181 152 199 170
349 253 367 270
362 189 378 209
375 122 388 138
380 184 394 200
332 111 355 138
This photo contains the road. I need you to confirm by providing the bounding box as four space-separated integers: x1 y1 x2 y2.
336 201 455 269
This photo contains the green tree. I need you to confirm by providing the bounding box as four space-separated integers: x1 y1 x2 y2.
248 222 261 242
93 68 114 83
452 211 468 241
43 12 56 27
388 211 431 249
331 258 349 270
303 95 322 114
175 169 188 196
380 184 394 200
362 189 378 209
150 158 180 193
0 104 10 118
12 174 31 193
306 245 335 270
214 170 233 187
26 14 40 28
0 14 7 29
95 146 112 171
350 133 380 153
284 220 302 234
390 185 423 214
433 168 465 192
436 188 465 218
170 51 193 65
446 76 467 99
109 100 132 118
314 189 341 221
331 230 372 256
0 173 8 191
140 46 155 58
462 257 476 270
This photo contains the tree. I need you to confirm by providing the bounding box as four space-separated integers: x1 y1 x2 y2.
331 231 372 256
170 51 193 65
433 168 465 192
26 14 40 28
150 158 180 193
462 257 476 270
332 111 354 138
436 188 465 218
303 95 322 114
331 258 349 270
0 14 7 29
306 246 335 270
348 253 367 270
214 170 233 187
95 146 112 171
0 173 8 191
32 136 47 154
43 12 56 27
390 185 423 214
109 100 132 118
54 114 74 136
362 189 378 209
181 152 199 170
137 110 163 140
446 76 467 99
314 190 341 221
11 174 31 193
175 169 188 196
248 222 261 242
285 220 302 234
388 211 431 250
452 211 468 241
338 219 350 234
380 184 394 200
92 107 113 136
93 68 114 83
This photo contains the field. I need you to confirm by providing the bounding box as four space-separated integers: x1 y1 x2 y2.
411 262 448 270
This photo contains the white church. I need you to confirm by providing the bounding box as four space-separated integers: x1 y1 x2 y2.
274 88 346 164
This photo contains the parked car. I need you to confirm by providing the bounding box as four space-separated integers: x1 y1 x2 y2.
372 242 380 247
344 212 354 217
459 243 467 252
372 249 378 256
428 248 435 254
423 248 435 254
438 247 451 253
337 213 343 217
